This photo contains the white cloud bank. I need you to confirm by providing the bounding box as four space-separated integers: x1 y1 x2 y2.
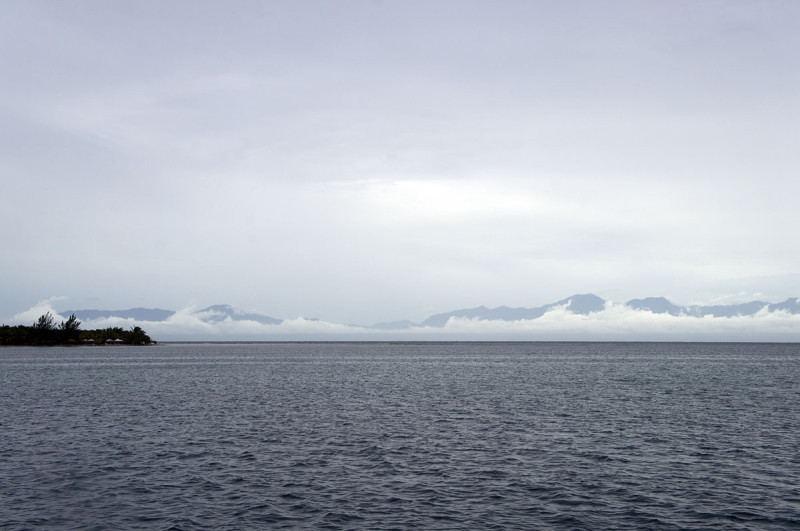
2 2 799 325
7 300 799 342
433 303 800 342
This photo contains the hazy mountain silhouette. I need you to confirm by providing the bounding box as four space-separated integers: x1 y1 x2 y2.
412 294 799 328
768 298 800 313
196 305 282 325
625 297 684 316
61 305 281 325
625 297 800 318
60 295 799 330
64 308 176 322
686 301 767 317
419 294 606 328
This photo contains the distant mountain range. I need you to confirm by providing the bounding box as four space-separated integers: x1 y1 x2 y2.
62 305 282 326
60 307 176 322
194 304 282 325
414 294 800 328
61 294 800 329
418 293 607 327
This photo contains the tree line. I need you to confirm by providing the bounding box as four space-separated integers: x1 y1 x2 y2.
0 312 154 346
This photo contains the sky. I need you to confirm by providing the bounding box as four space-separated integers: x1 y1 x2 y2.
2 0 799 333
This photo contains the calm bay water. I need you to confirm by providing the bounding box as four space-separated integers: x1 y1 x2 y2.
1 342 799 530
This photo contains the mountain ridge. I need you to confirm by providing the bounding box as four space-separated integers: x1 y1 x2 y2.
59 294 800 329
63 305 282 326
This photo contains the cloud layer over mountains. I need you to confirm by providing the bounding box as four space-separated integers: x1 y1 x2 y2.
7 294 800 342
2 3 799 327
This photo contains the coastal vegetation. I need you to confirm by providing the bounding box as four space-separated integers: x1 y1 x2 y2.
0 312 154 346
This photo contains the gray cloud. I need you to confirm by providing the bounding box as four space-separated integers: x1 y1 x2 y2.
9 298 800 343
2 1 799 328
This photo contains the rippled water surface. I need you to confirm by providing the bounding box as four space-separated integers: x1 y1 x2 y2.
2 342 799 529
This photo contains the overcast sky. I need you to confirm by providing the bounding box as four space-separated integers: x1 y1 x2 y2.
2 0 799 326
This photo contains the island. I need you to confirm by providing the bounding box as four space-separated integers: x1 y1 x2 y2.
0 313 154 346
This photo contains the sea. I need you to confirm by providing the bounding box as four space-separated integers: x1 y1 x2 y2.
1 342 799 530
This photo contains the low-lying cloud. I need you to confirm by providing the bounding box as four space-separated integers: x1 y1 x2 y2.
7 299 800 342
433 303 800 342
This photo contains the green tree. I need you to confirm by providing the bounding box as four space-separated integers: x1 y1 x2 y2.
59 314 81 342
127 325 152 345
59 314 81 331
33 312 55 331
0 314 154 346
31 312 57 344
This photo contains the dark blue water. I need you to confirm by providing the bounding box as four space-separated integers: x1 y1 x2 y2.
2 342 799 530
